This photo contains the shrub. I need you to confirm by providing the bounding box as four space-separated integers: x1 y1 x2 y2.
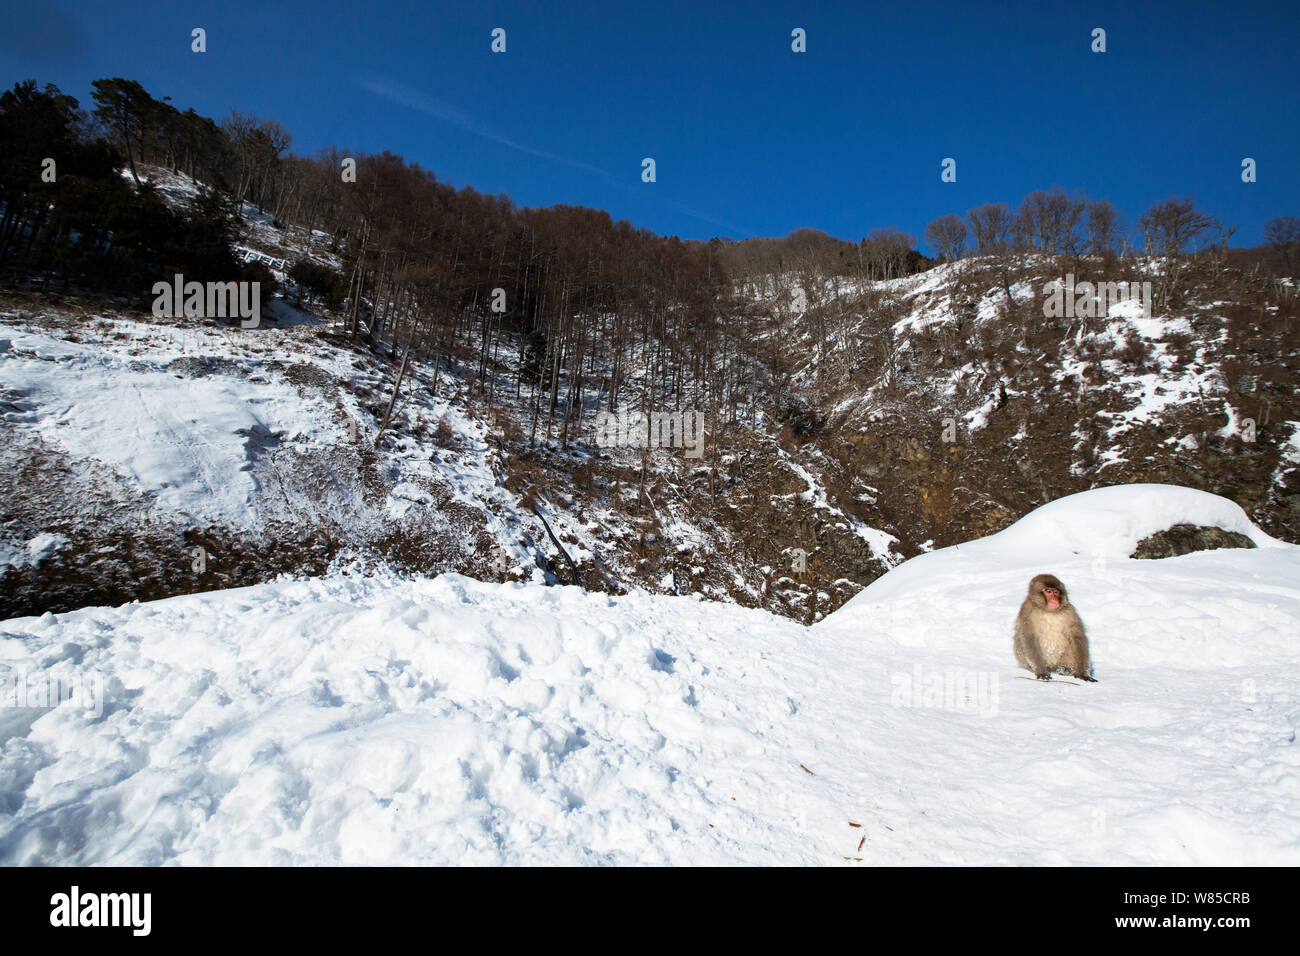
434 414 457 449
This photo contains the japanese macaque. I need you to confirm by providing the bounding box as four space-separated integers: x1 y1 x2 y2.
1013 573 1096 682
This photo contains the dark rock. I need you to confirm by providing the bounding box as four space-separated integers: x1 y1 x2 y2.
1131 524 1257 559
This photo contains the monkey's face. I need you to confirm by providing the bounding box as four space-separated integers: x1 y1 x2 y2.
1027 574 1068 610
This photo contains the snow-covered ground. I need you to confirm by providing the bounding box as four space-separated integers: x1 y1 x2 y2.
2 484 1297 864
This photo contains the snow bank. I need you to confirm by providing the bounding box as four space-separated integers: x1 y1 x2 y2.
833 483 1284 608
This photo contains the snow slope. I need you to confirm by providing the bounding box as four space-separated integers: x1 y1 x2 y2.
1 484 1297 864
0 310 544 581
0 323 344 529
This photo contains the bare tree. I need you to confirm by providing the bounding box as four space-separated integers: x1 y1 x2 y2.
1015 188 1087 255
1085 200 1123 256
967 202 1012 255
861 228 916 280
1263 216 1300 273
1138 197 1220 257
925 213 967 262
221 112 292 213
1138 197 1222 310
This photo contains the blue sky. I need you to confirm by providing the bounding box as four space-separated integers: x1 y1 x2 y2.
2 0 1296 249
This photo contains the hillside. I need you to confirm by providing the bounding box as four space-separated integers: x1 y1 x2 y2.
3 163 1298 622
751 254 1300 552
0 275 897 621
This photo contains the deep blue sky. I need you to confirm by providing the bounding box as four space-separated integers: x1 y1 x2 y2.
2 0 1296 249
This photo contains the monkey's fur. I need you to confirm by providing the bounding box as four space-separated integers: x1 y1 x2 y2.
1013 573 1097 681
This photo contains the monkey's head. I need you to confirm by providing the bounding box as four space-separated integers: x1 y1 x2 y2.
1028 573 1069 611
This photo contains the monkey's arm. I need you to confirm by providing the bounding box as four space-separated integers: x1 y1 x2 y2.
1014 611 1053 680
1064 613 1097 681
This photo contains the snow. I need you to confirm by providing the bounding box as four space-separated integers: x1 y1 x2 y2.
0 533 68 571
1282 422 1300 465
838 484 1283 606
1095 346 1220 444
0 326 341 528
0 308 538 576
1126 313 1192 340
964 391 1000 432
2 483 1297 865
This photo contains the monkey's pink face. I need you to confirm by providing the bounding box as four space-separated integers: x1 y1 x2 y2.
1042 586 1062 609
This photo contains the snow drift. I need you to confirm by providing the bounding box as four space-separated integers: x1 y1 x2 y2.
1 484 1298 865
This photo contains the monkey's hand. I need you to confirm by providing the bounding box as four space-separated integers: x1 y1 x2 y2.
1035 672 1052 681
1076 674 1098 682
